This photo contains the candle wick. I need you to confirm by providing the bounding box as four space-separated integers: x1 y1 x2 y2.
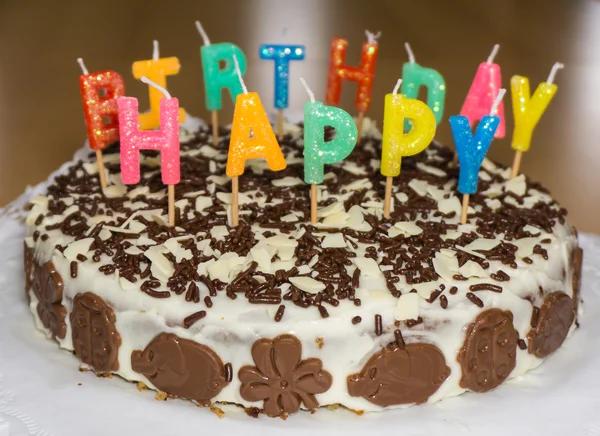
153 40 159 61
365 30 381 44
489 88 506 116
77 57 89 75
140 75 171 99
487 44 500 64
404 42 415 64
299 77 315 103
392 78 402 95
546 62 564 85
232 54 248 95
195 20 211 46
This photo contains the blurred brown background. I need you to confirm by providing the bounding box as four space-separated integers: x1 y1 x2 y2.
0 0 598 232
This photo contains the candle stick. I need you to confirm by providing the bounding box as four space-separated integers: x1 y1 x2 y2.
259 41 305 139
381 79 437 218
226 55 287 227
77 58 125 190
118 76 180 227
451 89 506 224
401 43 446 130
460 44 505 139
132 40 186 130
325 30 380 141
509 62 563 179
301 77 358 223
196 20 248 147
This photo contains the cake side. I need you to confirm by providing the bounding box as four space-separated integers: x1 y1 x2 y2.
23 120 582 415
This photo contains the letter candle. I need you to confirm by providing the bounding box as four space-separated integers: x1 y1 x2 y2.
460 44 505 139
451 89 506 224
325 30 380 141
259 36 305 139
132 40 186 130
401 43 446 130
196 20 248 147
301 77 358 224
509 62 563 179
118 77 181 227
381 79 437 218
77 58 125 189
226 55 286 227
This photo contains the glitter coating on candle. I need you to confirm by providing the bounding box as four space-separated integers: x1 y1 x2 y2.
118 97 180 185
380 93 436 178
303 101 358 184
132 57 186 130
79 70 125 150
201 43 247 111
226 92 286 177
401 62 446 126
259 44 305 109
460 61 505 138
325 38 378 113
511 76 558 153
450 115 500 194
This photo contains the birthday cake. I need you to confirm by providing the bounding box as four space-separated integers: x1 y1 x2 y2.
23 118 582 417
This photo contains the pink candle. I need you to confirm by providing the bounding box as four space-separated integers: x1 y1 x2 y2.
118 77 180 185
460 44 505 138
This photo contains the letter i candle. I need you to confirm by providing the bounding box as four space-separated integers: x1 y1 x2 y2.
451 89 506 224
325 30 380 141
77 58 125 189
226 55 286 227
118 77 181 227
510 62 563 178
196 20 248 147
301 78 358 224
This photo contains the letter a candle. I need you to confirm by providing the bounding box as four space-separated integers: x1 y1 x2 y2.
301 77 358 224
381 79 437 218
226 55 286 227
132 40 186 130
196 20 248 147
77 58 125 189
451 89 506 224
118 77 181 227
325 30 380 141
509 62 563 179
460 44 505 139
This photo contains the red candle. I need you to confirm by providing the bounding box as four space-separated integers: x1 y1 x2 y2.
325 31 379 114
78 58 125 151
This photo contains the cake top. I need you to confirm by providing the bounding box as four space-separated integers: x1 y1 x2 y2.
26 121 571 324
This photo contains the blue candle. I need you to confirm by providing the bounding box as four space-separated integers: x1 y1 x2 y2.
259 44 305 109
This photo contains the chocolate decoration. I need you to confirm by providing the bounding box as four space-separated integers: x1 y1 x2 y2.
131 333 228 404
31 261 67 339
458 309 518 393
347 343 450 406
24 242 33 301
572 247 583 313
70 292 121 372
527 292 575 358
238 334 333 416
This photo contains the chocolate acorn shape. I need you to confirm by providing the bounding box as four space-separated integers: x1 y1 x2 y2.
70 292 121 372
347 342 450 407
31 260 67 339
527 291 575 358
131 333 228 404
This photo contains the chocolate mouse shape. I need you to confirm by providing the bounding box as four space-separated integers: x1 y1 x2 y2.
131 333 228 403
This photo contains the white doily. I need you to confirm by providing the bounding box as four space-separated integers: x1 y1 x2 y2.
1 123 600 435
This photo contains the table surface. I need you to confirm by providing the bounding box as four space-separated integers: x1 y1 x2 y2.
0 0 598 232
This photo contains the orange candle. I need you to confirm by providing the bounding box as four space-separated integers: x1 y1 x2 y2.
132 40 186 130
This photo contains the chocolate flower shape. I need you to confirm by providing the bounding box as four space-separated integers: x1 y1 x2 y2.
32 261 66 339
239 334 332 416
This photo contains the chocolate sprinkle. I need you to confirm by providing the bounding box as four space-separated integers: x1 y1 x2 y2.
183 310 206 328
274 305 285 322
393 329 406 349
352 316 362 325
466 292 484 307
70 261 78 278
469 283 503 293
518 339 527 350
375 314 383 336
440 295 448 309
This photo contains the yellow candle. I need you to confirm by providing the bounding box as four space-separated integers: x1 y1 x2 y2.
132 40 186 130
381 81 436 178
511 63 561 152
